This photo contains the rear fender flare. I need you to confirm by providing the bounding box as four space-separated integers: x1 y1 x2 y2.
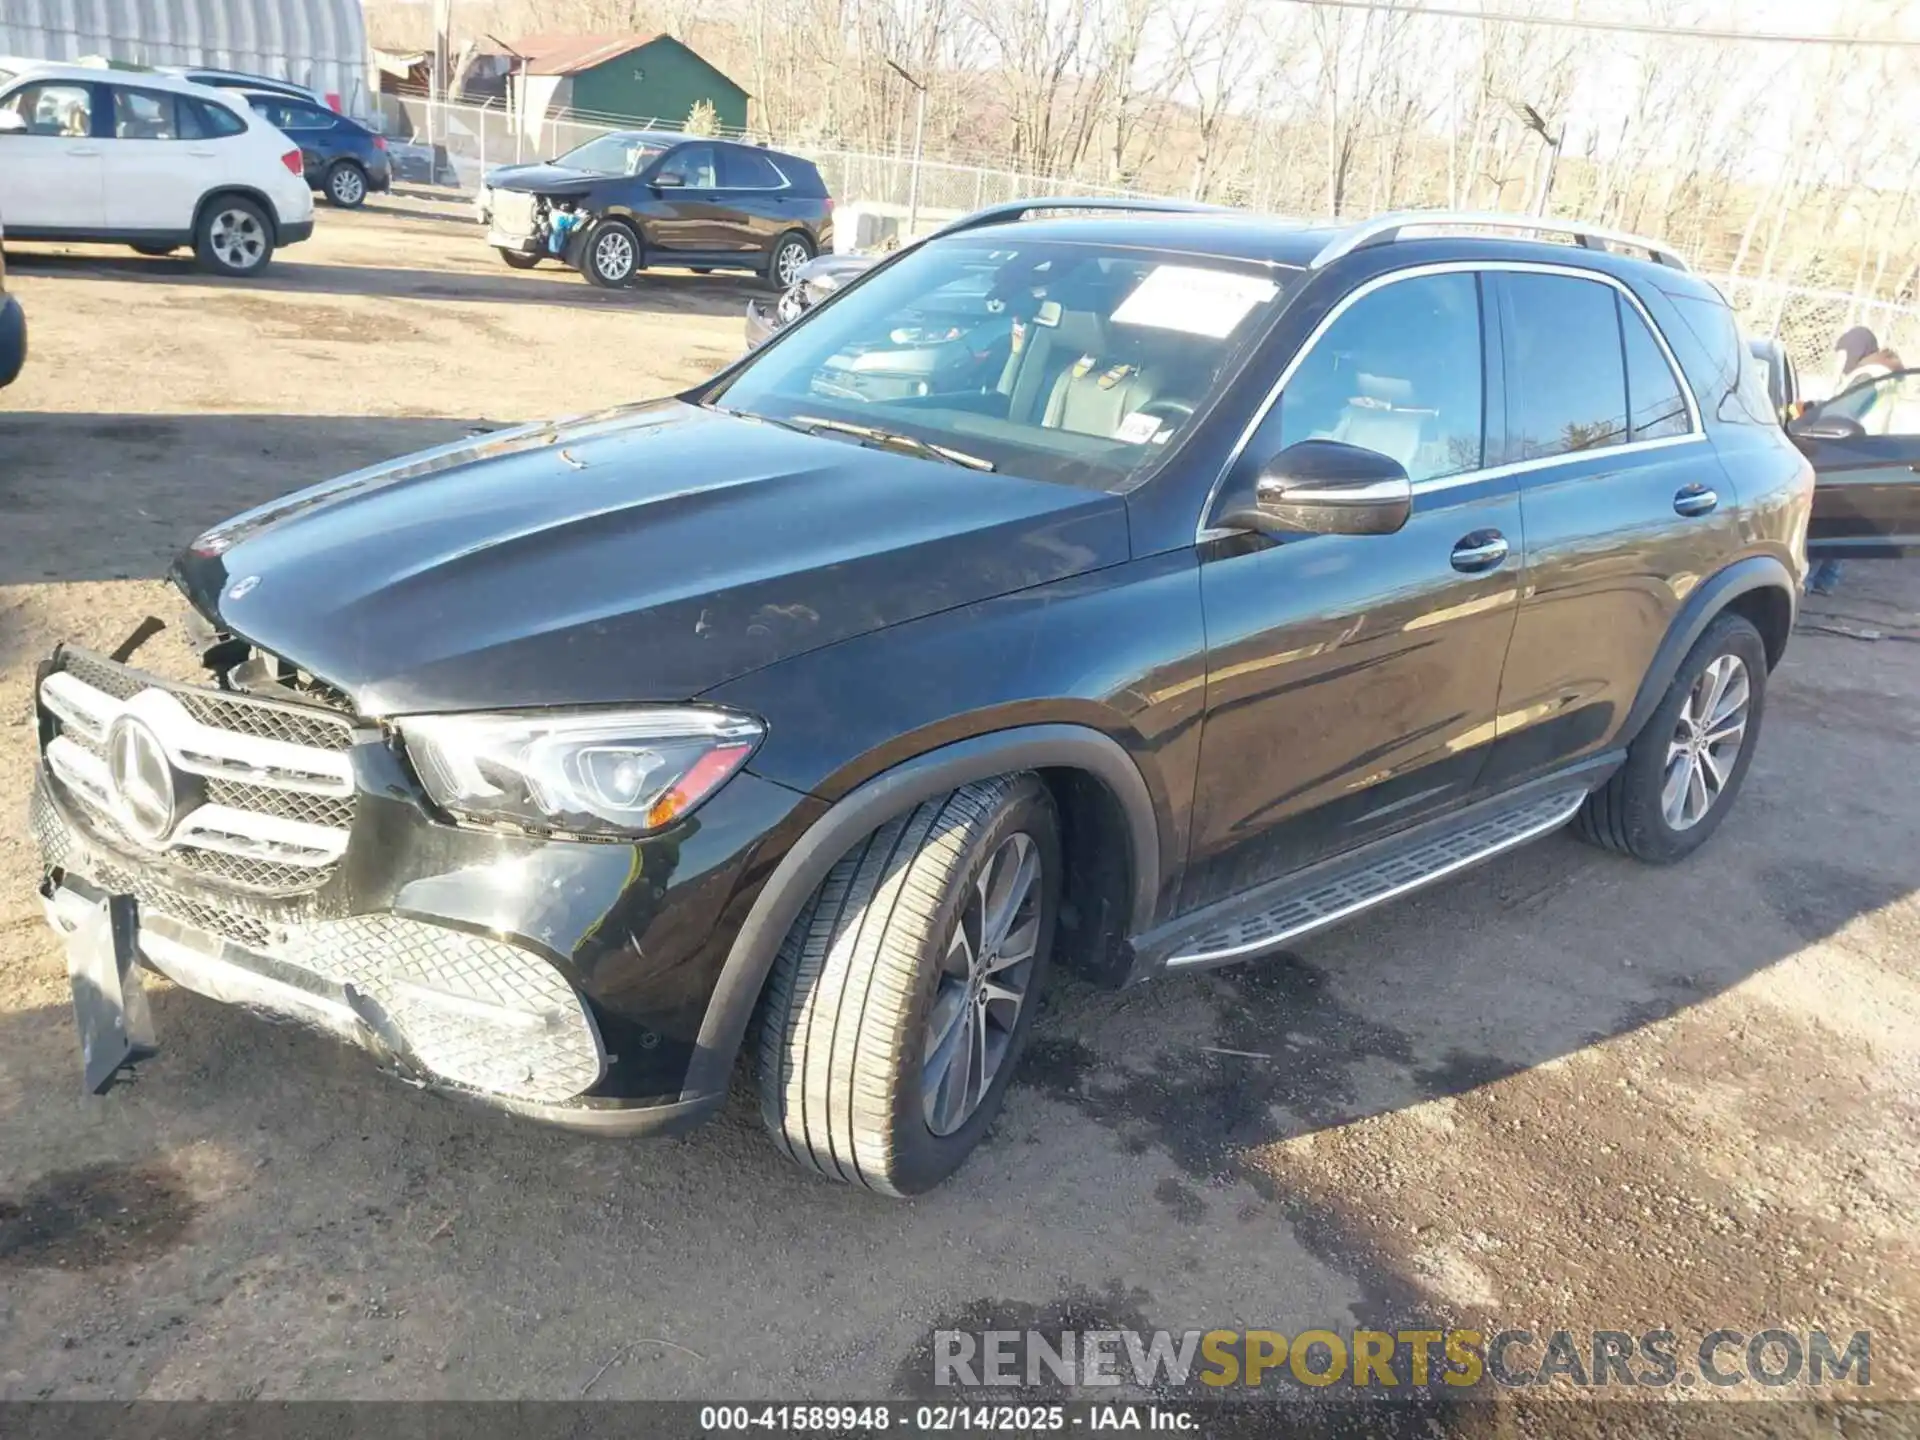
1621 554 1796 741
680 723 1160 1103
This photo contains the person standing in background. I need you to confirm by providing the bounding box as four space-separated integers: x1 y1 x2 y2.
1808 326 1905 595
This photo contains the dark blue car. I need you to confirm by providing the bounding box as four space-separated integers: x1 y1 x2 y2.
237 90 392 208
478 132 835 289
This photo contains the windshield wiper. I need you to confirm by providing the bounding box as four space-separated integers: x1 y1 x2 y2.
789 415 996 471
702 403 817 438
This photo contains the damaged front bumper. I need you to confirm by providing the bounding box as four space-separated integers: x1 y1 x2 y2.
30 644 816 1134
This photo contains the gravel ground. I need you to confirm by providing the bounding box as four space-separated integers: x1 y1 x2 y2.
1 198 1916 1411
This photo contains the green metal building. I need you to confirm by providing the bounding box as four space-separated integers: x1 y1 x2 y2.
513 33 749 133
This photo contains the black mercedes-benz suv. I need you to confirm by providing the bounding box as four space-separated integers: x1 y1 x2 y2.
32 202 1813 1195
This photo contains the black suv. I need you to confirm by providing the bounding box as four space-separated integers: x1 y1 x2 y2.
32 203 1813 1195
478 132 833 288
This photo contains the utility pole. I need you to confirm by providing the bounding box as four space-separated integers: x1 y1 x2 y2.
1512 100 1562 217
885 58 928 240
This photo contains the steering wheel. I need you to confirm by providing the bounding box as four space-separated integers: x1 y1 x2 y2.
1136 399 1194 428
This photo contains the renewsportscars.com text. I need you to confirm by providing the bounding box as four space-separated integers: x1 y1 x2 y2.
933 1327 1871 1390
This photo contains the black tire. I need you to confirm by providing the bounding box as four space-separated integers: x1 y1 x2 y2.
1574 612 1768 864
496 247 543 269
579 219 640 288
129 243 178 257
758 774 1060 1196
766 230 814 289
690 265 714 274
193 196 275 277
324 160 368 208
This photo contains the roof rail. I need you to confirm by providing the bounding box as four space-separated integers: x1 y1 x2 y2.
1310 210 1691 272
928 196 1232 240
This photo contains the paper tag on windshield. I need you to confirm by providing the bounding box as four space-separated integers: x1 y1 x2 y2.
1115 411 1161 444
1112 265 1280 338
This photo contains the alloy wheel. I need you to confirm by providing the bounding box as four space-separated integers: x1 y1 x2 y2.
922 831 1041 1136
331 166 365 205
1663 654 1751 830
775 240 808 287
210 209 266 271
595 228 635 281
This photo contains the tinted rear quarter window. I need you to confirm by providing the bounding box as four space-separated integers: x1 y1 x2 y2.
1621 302 1691 440
775 154 826 195
1667 292 1776 426
192 97 249 138
1499 272 1629 461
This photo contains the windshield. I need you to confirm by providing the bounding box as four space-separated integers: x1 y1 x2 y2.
710 238 1296 490
552 133 667 176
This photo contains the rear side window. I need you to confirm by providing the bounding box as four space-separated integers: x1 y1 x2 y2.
1621 302 1691 440
657 144 718 187
186 97 248 138
1277 271 1484 483
1498 272 1629 460
110 86 182 140
278 101 338 131
723 148 785 188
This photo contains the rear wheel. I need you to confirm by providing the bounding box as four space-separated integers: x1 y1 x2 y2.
496 247 542 269
193 197 274 277
325 160 368 208
767 231 813 289
758 774 1059 1196
1574 612 1767 864
580 219 640 288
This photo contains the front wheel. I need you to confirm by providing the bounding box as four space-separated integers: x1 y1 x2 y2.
130 243 178 257
580 219 639 288
1573 612 1768 863
194 197 275 277
759 774 1060 1196
496 247 542 269
767 232 813 289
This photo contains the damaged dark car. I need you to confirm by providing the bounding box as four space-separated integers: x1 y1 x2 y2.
33 202 1814 1196
479 130 833 289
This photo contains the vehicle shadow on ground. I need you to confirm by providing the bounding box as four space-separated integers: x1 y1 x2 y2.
0 412 486 592
2 247 760 320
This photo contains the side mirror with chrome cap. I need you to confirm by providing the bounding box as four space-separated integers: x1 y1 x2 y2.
1220 439 1413 538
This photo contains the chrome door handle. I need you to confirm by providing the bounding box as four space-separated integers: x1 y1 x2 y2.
187 147 217 157
1451 531 1509 572
1674 483 1719 516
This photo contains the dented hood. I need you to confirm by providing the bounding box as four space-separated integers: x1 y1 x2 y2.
172 401 1129 717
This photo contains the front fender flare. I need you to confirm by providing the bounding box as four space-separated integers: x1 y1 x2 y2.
1621 554 1797 742
679 723 1160 1104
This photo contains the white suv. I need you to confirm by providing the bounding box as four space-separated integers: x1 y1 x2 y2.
0 62 314 276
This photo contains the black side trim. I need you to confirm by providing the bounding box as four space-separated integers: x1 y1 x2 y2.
4 227 193 245
1622 554 1797 740
1124 753 1622 983
681 724 1162 1103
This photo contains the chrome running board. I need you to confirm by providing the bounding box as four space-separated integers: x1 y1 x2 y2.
1162 786 1589 971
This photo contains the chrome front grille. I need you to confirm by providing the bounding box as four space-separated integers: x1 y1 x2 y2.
37 648 360 897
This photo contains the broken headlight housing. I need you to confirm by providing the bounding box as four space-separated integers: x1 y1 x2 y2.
399 707 763 839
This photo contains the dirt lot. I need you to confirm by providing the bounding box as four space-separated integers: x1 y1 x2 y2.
2 198 1917 1409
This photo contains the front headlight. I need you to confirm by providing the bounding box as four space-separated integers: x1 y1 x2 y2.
399 707 762 839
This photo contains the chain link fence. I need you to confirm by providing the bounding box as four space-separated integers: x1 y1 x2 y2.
373 95 1920 384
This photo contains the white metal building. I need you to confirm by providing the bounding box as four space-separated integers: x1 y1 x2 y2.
1 0 370 114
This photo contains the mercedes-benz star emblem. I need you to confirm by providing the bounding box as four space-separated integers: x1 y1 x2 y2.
107 716 178 847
